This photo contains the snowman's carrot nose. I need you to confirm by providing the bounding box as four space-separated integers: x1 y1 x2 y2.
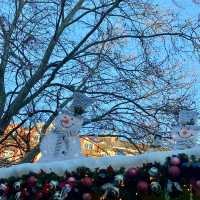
62 116 70 123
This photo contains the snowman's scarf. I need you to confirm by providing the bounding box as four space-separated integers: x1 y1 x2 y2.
54 133 66 156
54 128 79 156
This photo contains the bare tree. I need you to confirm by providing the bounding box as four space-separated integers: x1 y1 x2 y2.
0 0 199 164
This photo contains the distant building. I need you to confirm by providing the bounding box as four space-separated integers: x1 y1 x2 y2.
0 124 167 165
80 136 144 157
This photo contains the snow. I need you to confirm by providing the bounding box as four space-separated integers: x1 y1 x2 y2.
0 147 200 179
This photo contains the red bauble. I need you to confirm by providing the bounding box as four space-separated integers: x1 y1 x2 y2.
35 191 43 200
107 165 114 173
42 182 51 195
125 167 139 178
82 193 92 200
168 166 181 178
67 177 76 187
27 176 37 187
21 188 30 198
137 181 149 193
170 157 181 166
81 177 93 187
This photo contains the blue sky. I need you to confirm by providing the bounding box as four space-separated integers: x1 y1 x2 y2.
1 0 200 115
157 0 200 109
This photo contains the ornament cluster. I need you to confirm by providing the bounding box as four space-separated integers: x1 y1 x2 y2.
1 154 200 199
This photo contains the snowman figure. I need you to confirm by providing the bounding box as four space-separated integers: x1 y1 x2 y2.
171 110 200 150
39 93 94 162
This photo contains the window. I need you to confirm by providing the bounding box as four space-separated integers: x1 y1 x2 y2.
4 150 14 160
33 134 40 142
84 143 93 150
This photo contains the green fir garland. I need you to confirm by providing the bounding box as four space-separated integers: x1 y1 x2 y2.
0 153 200 200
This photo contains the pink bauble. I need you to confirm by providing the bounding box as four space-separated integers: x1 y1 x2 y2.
137 181 149 193
59 181 67 189
126 167 139 178
170 157 181 166
196 180 200 188
67 177 76 187
82 193 92 200
81 177 93 187
168 166 181 178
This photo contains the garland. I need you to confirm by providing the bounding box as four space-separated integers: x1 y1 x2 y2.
1 154 200 200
